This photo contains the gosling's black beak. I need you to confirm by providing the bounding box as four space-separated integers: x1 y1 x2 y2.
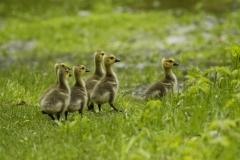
69 74 72 77
68 67 72 70
173 62 179 66
115 58 121 62
86 68 90 72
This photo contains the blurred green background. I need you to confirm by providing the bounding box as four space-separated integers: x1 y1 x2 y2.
0 0 239 16
0 0 239 94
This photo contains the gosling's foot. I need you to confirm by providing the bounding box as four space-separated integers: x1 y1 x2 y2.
110 104 122 112
88 103 94 112
114 108 122 112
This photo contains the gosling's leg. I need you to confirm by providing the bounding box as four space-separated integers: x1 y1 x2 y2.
79 106 83 115
56 113 60 121
42 111 55 120
88 102 94 111
79 105 84 115
98 104 101 112
78 110 83 115
65 111 68 120
108 91 121 112
109 103 122 112
48 114 55 120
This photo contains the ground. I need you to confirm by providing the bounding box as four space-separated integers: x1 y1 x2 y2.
0 0 240 160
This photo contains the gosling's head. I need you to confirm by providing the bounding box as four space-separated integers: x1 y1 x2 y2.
54 63 71 72
94 50 106 62
58 67 71 79
73 65 90 76
104 54 120 66
162 58 179 69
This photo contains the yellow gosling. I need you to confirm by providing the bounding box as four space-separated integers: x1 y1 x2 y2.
142 58 179 100
40 66 71 120
90 54 121 112
65 65 90 120
85 50 105 111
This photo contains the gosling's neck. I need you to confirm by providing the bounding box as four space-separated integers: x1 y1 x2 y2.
163 68 176 81
104 64 116 78
74 73 85 88
94 59 104 76
55 70 59 84
58 75 69 91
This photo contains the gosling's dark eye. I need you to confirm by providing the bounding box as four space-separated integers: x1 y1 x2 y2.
169 60 173 63
82 67 85 70
101 53 104 56
62 65 65 67
110 57 114 60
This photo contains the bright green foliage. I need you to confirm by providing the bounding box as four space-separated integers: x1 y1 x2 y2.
1 1 240 160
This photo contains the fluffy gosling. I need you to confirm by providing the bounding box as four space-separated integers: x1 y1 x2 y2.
85 50 106 111
39 63 70 101
90 54 121 112
40 66 71 120
65 65 90 120
142 58 179 100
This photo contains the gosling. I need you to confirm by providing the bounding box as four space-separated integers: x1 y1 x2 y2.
39 63 70 101
85 50 106 111
65 65 90 120
142 58 179 100
90 54 121 112
40 67 71 120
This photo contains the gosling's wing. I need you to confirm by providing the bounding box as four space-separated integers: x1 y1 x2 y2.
142 81 171 100
39 84 57 101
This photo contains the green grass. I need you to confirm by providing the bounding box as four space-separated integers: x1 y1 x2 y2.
1 1 240 159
